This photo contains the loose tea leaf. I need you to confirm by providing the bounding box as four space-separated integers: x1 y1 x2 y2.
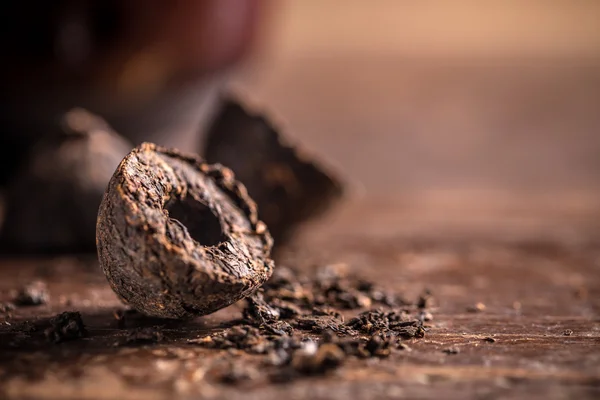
0 108 132 253
96 143 274 319
203 98 344 246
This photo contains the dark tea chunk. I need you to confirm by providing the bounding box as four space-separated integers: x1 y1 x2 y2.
44 311 87 343
96 143 274 319
0 108 132 253
203 98 344 246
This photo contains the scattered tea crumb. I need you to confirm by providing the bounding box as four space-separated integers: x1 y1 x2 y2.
123 327 164 345
346 310 425 339
45 311 87 343
189 264 431 385
293 342 345 372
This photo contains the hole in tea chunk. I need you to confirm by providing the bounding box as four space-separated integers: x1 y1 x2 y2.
166 195 226 246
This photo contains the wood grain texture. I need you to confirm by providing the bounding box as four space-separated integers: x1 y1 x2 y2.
2 2 600 398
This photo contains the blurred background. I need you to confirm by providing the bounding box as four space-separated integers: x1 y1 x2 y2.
247 0 600 196
1 4 598 396
239 0 600 241
1 0 599 250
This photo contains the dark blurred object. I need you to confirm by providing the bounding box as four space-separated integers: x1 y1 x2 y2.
0 0 265 186
44 311 87 343
13 280 49 307
0 109 131 254
203 98 344 246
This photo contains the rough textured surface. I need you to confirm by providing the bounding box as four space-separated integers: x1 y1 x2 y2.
204 98 344 246
186 264 428 384
0 108 132 253
96 143 274 319
0 204 599 399
2 37 600 400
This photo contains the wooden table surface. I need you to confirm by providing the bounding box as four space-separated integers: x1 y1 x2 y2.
1 3 600 398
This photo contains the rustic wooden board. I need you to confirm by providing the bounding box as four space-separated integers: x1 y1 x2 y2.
0 192 598 399
1 42 600 400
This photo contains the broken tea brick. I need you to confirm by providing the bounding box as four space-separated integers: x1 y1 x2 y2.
96 143 274 319
203 98 344 246
0 108 132 253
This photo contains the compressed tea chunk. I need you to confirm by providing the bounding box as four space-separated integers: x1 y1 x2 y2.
0 108 131 253
204 98 344 245
96 143 274 319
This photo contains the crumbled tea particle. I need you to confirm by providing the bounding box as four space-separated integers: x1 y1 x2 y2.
317 330 395 359
0 108 132 253
289 342 345 375
314 264 374 309
96 143 274 319
123 327 164 345
243 292 280 324
190 325 277 355
203 98 344 246
189 263 430 385
262 320 294 336
364 335 393 358
13 281 49 306
44 311 87 343
346 309 423 338
312 307 344 322
256 264 410 319
294 315 347 334
269 340 347 383
269 298 303 320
